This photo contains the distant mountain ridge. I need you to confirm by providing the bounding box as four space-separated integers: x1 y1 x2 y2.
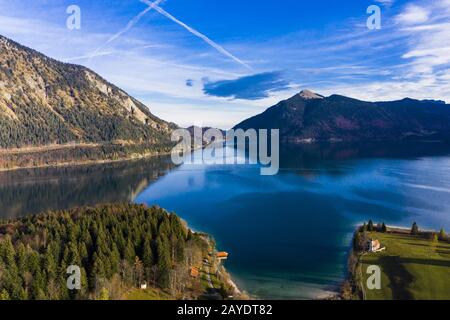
235 90 450 143
0 35 176 149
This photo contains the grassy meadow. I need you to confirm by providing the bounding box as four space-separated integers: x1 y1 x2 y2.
359 231 450 300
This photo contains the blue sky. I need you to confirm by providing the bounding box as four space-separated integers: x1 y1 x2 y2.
0 0 449 128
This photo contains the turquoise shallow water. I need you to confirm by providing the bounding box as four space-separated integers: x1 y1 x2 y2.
1 142 450 299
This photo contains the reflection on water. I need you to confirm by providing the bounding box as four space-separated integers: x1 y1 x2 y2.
0 142 449 299
280 141 450 171
135 142 450 299
0 156 174 219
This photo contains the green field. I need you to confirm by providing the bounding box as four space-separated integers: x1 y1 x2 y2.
359 231 450 300
123 288 172 300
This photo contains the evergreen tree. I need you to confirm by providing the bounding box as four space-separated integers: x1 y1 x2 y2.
0 204 206 300
16 243 27 272
367 220 374 232
142 237 154 268
0 289 10 300
124 240 135 264
1 236 16 267
156 236 171 288
411 222 419 235
44 248 57 281
361 222 367 232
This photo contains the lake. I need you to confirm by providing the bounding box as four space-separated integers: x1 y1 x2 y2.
1 142 449 299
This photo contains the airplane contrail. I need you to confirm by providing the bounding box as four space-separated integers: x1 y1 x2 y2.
104 0 165 45
65 51 114 62
140 0 252 70
88 0 165 60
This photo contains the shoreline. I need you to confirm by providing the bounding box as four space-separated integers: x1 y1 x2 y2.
227 277 242 297
0 142 102 155
186 227 245 300
0 149 173 173
0 141 209 173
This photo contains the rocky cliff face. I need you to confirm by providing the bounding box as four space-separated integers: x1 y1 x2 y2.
235 90 450 143
0 35 176 148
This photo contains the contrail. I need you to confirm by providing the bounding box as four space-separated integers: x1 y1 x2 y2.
140 0 252 70
104 0 165 45
88 0 164 60
65 51 114 62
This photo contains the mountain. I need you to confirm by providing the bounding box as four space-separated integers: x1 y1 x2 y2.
0 35 176 149
234 90 450 143
186 125 226 148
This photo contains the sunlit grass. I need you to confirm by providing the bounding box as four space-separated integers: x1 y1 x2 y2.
360 231 450 300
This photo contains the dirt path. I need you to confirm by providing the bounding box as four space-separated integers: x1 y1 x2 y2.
204 264 214 289
202 261 222 300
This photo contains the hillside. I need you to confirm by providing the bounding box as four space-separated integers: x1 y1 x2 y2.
0 35 176 149
0 203 239 300
235 90 450 143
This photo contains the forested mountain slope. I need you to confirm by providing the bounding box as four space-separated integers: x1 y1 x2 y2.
0 35 175 149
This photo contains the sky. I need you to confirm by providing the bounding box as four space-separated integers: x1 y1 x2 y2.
0 0 449 129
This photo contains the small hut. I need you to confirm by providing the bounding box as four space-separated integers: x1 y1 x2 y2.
216 252 229 261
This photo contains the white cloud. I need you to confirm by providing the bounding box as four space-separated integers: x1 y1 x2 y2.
374 0 395 8
318 76 450 103
1 0 449 129
396 4 430 25
400 20 450 75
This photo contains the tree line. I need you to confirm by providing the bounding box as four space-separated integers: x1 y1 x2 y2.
353 220 448 251
0 204 208 300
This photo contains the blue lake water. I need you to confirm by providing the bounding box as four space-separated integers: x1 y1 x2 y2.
1 142 450 299
135 143 450 299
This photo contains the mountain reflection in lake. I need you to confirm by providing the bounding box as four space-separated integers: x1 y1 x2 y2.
1 142 449 299
0 156 174 219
